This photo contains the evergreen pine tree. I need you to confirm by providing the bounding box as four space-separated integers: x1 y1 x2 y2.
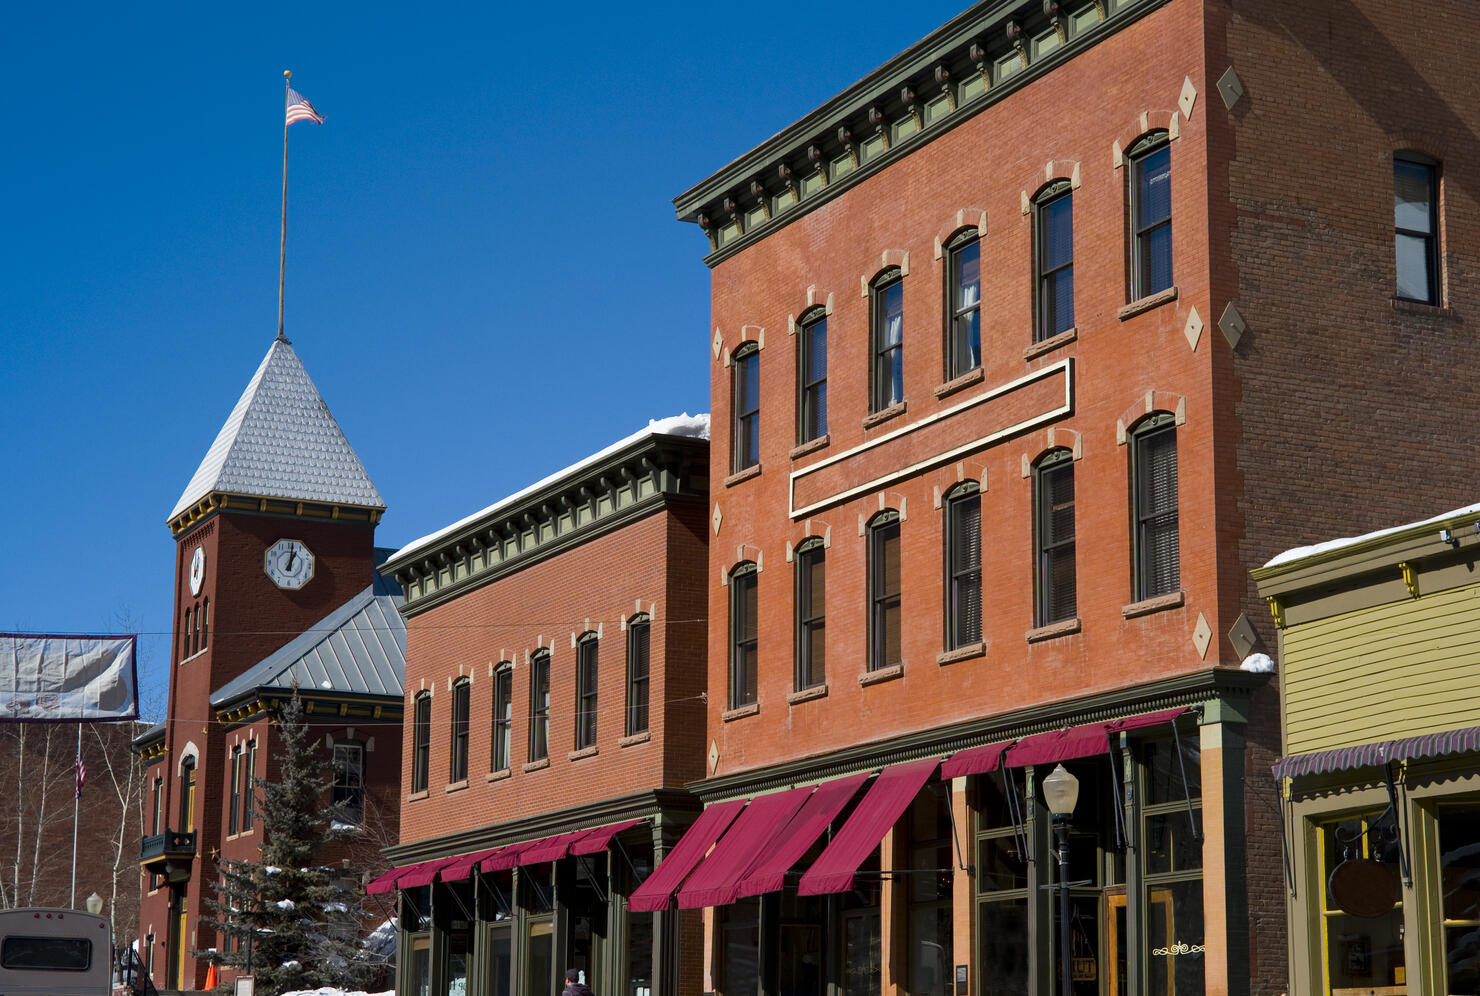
201 689 381 993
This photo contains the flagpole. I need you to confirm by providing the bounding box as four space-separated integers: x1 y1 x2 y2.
277 69 291 344
70 721 80 908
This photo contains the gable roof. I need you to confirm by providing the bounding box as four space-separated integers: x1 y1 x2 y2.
169 338 386 522
209 580 406 709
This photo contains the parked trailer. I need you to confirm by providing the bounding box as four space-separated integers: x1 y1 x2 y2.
0 908 111 996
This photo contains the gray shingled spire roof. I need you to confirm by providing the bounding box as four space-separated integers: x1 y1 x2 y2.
169 339 385 522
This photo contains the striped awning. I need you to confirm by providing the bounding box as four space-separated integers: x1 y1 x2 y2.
1273 724 1480 781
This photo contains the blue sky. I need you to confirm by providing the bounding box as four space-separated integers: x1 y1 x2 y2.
1 1 965 716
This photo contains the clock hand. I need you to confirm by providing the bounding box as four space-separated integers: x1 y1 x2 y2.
284 549 297 572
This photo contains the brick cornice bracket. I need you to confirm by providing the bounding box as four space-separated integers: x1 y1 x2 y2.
1115 392 1187 444
933 208 989 259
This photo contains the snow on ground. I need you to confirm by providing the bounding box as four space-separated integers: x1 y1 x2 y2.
279 989 394 996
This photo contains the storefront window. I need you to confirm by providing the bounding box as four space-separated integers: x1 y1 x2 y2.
975 770 1029 995
777 892 827 996
1436 804 1480 994
907 785 954 996
722 899 761 996
526 918 554 996
1320 812 1404 994
410 937 431 996
1141 734 1203 996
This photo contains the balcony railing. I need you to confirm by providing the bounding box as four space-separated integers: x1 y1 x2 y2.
139 829 196 870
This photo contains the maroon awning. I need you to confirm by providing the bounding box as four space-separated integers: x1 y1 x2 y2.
572 819 645 856
396 856 460 889
940 739 1014 779
1111 707 1189 732
676 787 813 909
627 800 746 913
797 758 938 896
365 866 405 895
1007 724 1114 768
735 772 870 899
482 841 535 873
439 847 504 883
520 829 592 865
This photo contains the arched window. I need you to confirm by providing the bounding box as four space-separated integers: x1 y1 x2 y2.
575 634 599 751
871 268 905 412
528 650 551 763
179 756 196 833
1128 131 1172 300
1034 182 1074 341
411 692 431 793
1131 414 1179 600
794 539 826 690
492 664 513 772
241 739 257 832
945 229 982 377
943 483 982 650
1033 449 1076 626
797 309 828 444
450 677 471 783
732 342 761 473
867 511 902 671
729 563 759 708
625 616 651 736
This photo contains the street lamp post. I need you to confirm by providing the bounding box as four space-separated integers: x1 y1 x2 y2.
1042 764 1081 996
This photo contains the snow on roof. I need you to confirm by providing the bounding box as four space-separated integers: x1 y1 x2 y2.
1263 501 1480 569
390 413 709 564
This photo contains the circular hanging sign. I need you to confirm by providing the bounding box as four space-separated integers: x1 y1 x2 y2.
1328 858 1400 918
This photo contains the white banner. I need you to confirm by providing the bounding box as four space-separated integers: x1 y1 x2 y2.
0 634 139 721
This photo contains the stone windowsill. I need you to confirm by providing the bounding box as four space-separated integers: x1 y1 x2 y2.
1117 285 1179 321
1122 590 1185 619
407 790 429 802
790 434 831 459
568 745 599 762
937 641 987 666
787 683 829 705
522 758 550 774
722 702 760 722
618 731 652 748
1391 297 1458 320
486 768 512 783
934 367 985 400
724 463 762 487
859 662 904 686
1022 326 1078 362
445 779 470 794
862 400 907 430
180 648 208 666
1026 617 1082 643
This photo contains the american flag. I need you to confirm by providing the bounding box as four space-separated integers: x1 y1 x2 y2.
286 88 324 126
74 757 85 799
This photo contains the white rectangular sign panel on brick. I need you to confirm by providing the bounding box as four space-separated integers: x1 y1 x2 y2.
0 634 139 721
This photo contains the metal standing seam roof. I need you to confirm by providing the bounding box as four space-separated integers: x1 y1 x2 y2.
169 338 386 523
209 583 406 708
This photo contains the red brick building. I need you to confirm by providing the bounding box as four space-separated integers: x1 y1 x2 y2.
376 416 709 996
653 1 1480 995
134 336 405 991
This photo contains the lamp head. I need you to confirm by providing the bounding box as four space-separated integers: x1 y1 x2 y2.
1041 763 1080 817
85 892 103 915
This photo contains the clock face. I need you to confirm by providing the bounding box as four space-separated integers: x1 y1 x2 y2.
264 539 315 590
188 547 206 596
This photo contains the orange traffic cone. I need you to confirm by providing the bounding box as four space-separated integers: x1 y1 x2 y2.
204 961 219 990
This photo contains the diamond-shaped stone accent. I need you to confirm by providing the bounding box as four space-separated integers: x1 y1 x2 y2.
711 503 723 535
1227 613 1258 660
712 328 723 359
1183 306 1204 352
1192 613 1213 660
1216 66 1245 110
1218 301 1247 348
708 740 720 773
1178 76 1198 119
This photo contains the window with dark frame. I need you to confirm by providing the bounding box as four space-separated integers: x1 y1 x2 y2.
332 740 365 824
1132 415 1180 601
794 541 826 690
944 486 982 650
450 678 470 783
1130 134 1173 300
1035 185 1074 341
529 651 550 763
241 740 256 831
1034 450 1076 626
947 232 981 377
798 313 828 443
201 598 209 650
626 616 650 736
729 564 759 708
411 693 431 793
180 608 189 660
151 775 162 835
576 635 598 751
871 272 905 412
228 745 241 835
732 344 761 473
492 665 513 771
868 513 902 671
1394 154 1439 304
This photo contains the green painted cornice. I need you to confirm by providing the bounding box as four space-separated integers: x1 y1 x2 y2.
673 0 1170 266
693 666 1268 801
